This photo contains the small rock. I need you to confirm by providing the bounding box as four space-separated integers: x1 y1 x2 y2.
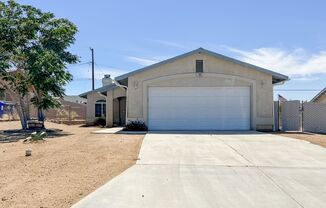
25 149 32 157
1 197 7 201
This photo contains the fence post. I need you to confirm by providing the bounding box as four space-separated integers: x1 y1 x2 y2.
301 101 304 132
278 101 280 131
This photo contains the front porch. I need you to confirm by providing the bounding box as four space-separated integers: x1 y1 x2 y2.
84 85 126 127
105 87 127 127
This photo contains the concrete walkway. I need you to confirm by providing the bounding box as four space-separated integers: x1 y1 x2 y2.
92 127 147 134
72 132 326 208
92 127 124 134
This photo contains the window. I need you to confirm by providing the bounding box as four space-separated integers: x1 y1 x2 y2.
95 100 106 117
196 60 203 73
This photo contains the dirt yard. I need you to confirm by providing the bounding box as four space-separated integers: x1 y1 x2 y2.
0 121 144 208
275 132 326 148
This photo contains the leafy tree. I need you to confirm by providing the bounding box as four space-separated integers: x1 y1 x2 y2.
0 0 78 129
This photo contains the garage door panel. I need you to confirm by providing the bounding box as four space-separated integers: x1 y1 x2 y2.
149 87 250 97
149 107 250 119
148 87 250 130
149 120 250 131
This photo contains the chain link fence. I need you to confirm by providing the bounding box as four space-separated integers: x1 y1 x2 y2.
302 102 326 133
275 101 326 134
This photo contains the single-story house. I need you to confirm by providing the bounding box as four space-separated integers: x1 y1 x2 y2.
310 87 326 104
80 48 288 131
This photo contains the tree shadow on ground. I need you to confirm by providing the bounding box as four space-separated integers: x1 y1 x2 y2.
0 128 73 143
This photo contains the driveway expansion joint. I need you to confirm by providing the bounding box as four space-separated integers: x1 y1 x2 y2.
136 163 326 169
258 167 306 208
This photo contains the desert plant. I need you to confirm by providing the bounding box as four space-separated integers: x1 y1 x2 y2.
94 117 106 127
24 131 47 142
124 120 148 131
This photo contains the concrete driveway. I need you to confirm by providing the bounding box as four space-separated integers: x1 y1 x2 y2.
72 132 326 208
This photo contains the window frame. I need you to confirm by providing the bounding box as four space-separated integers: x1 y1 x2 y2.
196 60 204 73
95 100 106 117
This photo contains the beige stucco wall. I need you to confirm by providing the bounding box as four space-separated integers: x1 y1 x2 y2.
126 52 274 130
106 87 126 127
85 92 106 125
86 87 126 126
314 93 326 104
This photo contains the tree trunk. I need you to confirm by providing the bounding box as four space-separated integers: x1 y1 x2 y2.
16 100 28 130
25 94 31 121
6 90 30 130
37 108 45 128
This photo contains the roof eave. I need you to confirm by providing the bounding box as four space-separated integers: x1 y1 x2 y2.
115 49 202 81
115 48 289 84
78 84 118 99
310 87 326 102
272 76 289 84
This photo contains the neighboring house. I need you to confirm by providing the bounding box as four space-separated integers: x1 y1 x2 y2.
310 87 326 104
80 48 288 131
0 88 86 121
63 95 87 104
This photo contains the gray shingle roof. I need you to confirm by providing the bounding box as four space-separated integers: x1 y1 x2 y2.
79 84 118 98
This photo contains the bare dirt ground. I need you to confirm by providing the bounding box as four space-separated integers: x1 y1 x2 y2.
0 121 144 208
275 132 326 148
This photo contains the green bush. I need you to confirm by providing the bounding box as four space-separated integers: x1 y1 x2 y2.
124 120 148 131
94 117 106 127
31 131 47 141
24 131 47 143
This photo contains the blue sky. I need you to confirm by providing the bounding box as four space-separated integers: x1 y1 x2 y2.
18 0 326 101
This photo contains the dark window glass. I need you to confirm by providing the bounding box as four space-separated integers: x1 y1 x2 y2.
196 60 203 73
95 104 102 117
95 100 106 117
102 104 106 117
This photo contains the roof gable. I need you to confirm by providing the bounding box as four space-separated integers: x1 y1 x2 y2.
79 83 117 98
311 87 326 102
115 48 289 84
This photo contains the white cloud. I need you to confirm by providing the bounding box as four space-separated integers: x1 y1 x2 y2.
226 47 326 77
127 56 159 66
290 74 320 81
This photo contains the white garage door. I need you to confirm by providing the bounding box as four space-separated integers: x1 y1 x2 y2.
148 87 251 130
